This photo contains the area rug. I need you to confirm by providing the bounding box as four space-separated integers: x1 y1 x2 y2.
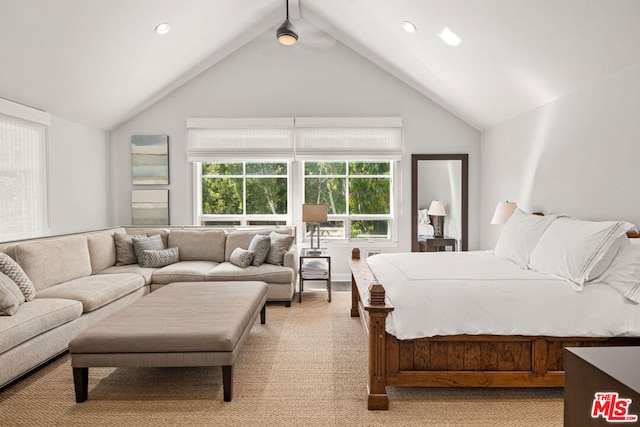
0 290 563 426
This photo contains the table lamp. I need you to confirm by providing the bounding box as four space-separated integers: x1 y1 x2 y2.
428 200 446 238
302 204 328 254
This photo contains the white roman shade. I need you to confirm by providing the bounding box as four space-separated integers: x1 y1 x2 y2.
294 117 402 161
186 117 402 162
187 118 295 162
0 98 50 242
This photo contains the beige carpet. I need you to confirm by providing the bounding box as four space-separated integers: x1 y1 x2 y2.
0 291 563 426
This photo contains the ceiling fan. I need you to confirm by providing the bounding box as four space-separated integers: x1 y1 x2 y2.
276 0 298 46
271 0 336 50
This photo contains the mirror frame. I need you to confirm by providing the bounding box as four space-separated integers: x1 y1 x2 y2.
411 154 469 252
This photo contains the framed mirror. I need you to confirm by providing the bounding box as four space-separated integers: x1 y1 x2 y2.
411 154 468 252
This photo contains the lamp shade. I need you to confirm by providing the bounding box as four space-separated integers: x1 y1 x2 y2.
427 200 446 216
491 201 517 224
302 204 328 223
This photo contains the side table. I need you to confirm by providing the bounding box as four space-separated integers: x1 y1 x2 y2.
299 248 331 303
564 347 640 426
419 236 456 252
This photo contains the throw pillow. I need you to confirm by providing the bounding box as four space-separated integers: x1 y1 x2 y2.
230 248 254 268
0 272 26 315
132 235 165 264
140 247 180 268
114 233 145 266
265 232 294 266
248 234 271 266
0 252 36 301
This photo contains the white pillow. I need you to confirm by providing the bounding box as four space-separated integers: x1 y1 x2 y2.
591 238 640 303
493 209 558 267
528 217 636 289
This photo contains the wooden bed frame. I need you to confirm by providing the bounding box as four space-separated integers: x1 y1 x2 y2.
350 232 640 410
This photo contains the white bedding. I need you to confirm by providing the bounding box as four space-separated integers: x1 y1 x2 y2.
366 251 640 340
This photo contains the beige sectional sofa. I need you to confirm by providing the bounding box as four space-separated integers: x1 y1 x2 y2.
0 226 297 387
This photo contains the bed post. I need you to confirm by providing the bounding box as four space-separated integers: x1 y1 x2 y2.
349 248 395 410
351 248 361 317
366 282 393 410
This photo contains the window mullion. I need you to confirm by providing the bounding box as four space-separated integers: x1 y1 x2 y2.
242 162 247 217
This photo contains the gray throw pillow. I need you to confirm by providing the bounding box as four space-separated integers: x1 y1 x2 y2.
0 252 36 301
0 271 26 315
265 231 294 266
230 248 254 268
132 234 165 264
114 233 145 266
248 234 271 266
140 247 179 268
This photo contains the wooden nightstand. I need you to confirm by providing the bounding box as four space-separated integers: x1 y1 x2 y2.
419 236 456 252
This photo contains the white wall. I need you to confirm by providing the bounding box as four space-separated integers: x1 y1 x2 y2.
109 37 480 280
481 64 640 249
48 116 110 235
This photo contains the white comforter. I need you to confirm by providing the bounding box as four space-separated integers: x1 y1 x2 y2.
366 251 640 340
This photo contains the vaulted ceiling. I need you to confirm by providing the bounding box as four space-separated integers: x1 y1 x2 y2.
1 0 639 131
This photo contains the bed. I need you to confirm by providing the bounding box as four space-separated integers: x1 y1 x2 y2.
349 212 640 410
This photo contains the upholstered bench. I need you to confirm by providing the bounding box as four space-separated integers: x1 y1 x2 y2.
69 281 267 402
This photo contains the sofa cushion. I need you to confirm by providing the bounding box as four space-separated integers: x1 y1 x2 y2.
0 272 25 315
100 264 156 285
248 235 271 266
9 235 92 291
140 247 180 268
168 229 226 262
206 262 294 284
86 231 118 274
131 234 165 262
265 231 295 266
36 273 145 313
0 298 83 354
152 260 219 285
114 233 145 266
0 253 36 301
230 248 254 268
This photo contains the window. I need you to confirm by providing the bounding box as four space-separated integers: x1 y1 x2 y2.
197 161 289 226
188 117 401 241
304 161 392 241
0 100 50 242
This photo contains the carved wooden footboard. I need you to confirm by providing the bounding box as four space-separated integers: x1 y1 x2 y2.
349 243 640 410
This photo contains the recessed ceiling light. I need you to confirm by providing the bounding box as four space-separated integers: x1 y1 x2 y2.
154 22 171 35
402 21 417 33
439 27 461 46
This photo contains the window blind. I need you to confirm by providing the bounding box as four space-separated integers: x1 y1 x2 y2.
186 117 402 162
187 118 295 162
0 99 50 242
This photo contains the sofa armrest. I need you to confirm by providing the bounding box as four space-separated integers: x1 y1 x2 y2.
283 245 298 276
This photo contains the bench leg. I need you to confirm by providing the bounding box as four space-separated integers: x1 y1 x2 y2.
260 305 266 324
222 365 233 402
73 367 88 403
